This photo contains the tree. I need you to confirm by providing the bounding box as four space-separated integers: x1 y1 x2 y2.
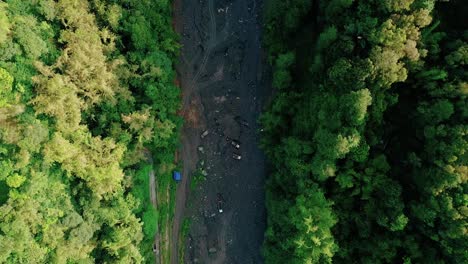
272 52 295 90
0 67 13 107
259 0 454 262
0 3 10 45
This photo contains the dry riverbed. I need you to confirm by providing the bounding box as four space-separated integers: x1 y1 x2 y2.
171 0 271 263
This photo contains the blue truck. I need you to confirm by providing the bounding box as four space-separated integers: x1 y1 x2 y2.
173 171 182 182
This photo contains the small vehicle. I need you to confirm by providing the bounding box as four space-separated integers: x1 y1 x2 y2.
239 120 249 127
217 193 225 213
235 116 250 128
153 243 158 253
232 153 242 160
173 171 182 182
201 130 209 139
231 139 240 149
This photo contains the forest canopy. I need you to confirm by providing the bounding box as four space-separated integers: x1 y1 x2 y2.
261 0 467 263
0 0 466 263
0 0 180 263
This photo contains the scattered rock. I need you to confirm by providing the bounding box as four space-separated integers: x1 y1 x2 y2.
214 95 227 103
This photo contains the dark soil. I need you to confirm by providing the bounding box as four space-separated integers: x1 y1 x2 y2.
171 0 271 263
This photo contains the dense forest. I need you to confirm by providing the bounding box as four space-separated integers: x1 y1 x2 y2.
261 0 466 263
0 0 179 263
1 0 466 263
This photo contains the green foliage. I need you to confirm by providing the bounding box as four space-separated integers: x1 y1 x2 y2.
325 0 353 18
0 180 8 205
0 67 14 107
272 52 295 89
142 207 158 237
0 0 180 263
289 189 337 261
264 0 313 55
342 89 372 125
0 3 11 45
5 173 25 188
261 0 466 262
190 169 206 190
316 27 338 52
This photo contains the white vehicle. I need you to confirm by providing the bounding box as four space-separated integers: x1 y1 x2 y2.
217 193 224 213
201 130 209 139
231 139 240 149
232 153 242 160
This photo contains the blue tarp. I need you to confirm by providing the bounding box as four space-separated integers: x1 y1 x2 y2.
173 171 182 181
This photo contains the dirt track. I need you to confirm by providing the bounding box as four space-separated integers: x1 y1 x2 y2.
172 0 270 263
